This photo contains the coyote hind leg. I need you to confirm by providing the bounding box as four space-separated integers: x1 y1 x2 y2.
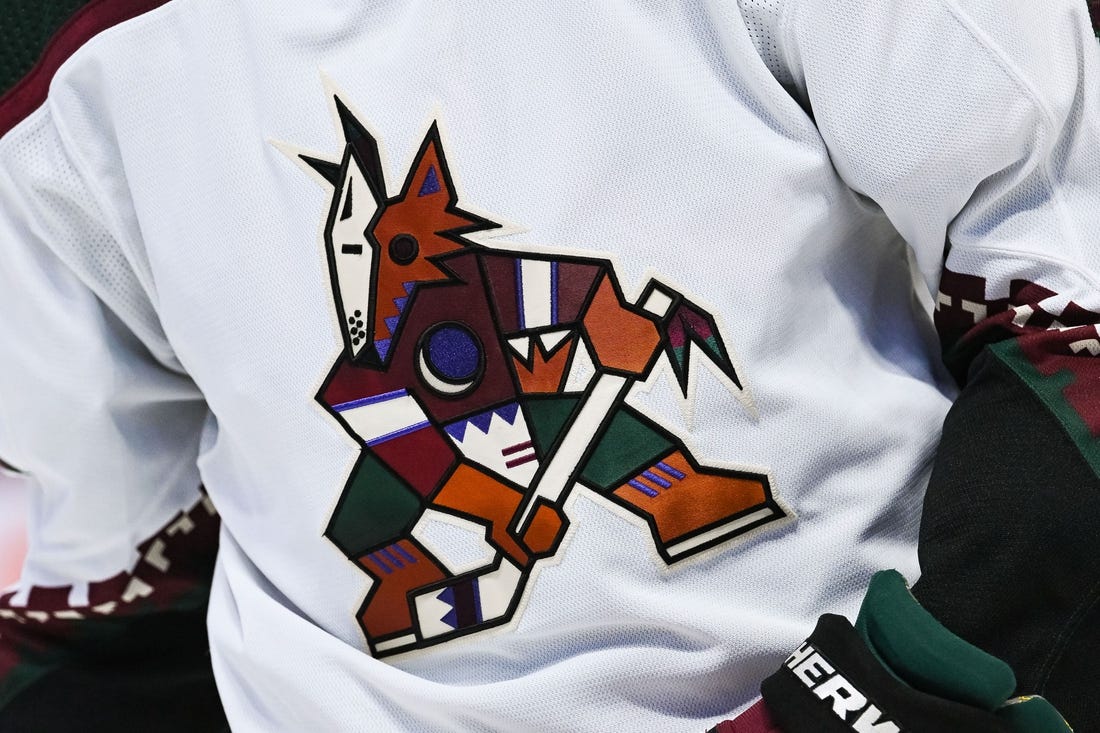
579 404 784 563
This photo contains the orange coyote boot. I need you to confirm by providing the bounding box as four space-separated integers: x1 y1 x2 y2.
431 462 568 566
356 538 449 655
609 450 782 563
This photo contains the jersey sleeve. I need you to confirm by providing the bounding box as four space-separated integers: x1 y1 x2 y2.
0 104 226 730
779 0 1100 725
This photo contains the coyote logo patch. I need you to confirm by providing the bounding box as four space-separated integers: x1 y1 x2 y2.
281 91 786 657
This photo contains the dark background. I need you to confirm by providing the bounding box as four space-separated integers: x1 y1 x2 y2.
0 0 90 94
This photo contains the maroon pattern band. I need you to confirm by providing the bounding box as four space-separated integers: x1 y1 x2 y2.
0 0 172 137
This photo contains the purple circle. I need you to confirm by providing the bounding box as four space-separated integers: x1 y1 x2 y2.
426 325 481 381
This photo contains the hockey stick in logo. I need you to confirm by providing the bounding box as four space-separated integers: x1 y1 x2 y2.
511 279 753 557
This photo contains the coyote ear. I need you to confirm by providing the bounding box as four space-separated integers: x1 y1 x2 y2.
283 95 386 191
298 154 342 186
334 95 385 192
406 123 455 202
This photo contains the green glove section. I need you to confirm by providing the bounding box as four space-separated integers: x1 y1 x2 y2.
854 569 1015 709
854 570 1073 733
998 696 1075 732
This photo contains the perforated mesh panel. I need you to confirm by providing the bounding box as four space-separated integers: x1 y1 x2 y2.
736 0 793 86
0 109 169 358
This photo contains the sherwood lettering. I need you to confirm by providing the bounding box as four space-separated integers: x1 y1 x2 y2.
784 642 900 733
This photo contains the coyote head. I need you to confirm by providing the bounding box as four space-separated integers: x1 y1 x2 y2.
299 98 497 365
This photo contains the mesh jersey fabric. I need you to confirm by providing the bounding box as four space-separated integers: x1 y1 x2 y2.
0 1 1098 731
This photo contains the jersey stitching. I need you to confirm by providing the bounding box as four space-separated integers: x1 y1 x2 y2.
940 0 1091 273
940 0 1065 130
947 242 1100 298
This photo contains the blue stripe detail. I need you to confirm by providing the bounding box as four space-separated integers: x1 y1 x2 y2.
366 421 431 446
393 545 417 564
550 261 559 324
628 479 659 498
515 259 525 329
369 554 392 575
656 461 686 480
472 577 483 623
380 547 404 568
642 470 672 489
333 389 409 412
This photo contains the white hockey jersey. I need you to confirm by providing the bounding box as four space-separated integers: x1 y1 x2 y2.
1 1 1099 731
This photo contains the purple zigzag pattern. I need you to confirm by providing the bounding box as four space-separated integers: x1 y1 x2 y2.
444 402 521 442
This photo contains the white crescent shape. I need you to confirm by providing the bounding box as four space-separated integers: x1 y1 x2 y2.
418 348 475 395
